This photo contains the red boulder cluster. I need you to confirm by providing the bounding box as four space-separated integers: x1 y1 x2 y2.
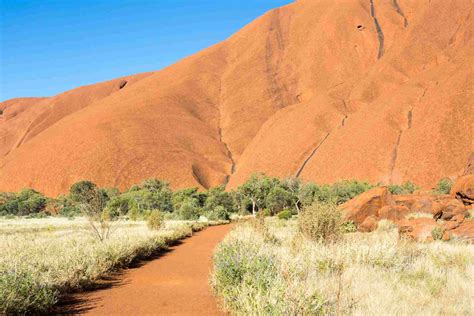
340 181 474 242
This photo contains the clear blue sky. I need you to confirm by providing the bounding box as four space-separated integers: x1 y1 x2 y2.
0 0 292 101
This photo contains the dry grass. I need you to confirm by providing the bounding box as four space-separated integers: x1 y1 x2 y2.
212 217 474 315
0 217 224 314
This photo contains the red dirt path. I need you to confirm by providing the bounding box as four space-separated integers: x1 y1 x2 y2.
73 225 232 315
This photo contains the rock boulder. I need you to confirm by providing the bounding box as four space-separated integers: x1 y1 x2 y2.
340 187 394 225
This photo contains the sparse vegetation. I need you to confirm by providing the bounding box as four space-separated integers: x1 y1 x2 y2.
277 209 292 220
388 181 419 195
0 174 464 314
298 203 343 243
212 218 474 315
147 210 164 230
433 178 453 194
0 218 224 314
431 226 444 240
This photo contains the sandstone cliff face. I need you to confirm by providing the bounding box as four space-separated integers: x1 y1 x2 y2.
1 0 472 196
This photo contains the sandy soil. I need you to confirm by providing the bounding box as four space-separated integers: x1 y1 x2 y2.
64 224 232 315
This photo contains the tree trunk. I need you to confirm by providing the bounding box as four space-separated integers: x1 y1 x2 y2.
295 200 300 213
252 200 256 216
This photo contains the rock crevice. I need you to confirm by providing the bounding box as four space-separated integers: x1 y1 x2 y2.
369 0 385 59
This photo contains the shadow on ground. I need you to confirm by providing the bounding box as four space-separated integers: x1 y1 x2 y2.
55 244 181 314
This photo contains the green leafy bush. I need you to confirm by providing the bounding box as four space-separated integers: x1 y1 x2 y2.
434 178 453 195
0 189 47 216
175 200 201 220
277 210 292 220
206 205 230 221
298 203 343 243
341 220 357 233
388 181 419 195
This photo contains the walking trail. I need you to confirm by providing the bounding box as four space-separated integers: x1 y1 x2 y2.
69 224 232 315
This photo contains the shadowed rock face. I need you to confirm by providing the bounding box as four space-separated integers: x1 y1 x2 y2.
0 0 473 196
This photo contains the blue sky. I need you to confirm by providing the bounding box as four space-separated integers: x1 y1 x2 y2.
0 0 292 101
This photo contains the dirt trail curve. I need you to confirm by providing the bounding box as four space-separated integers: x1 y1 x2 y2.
66 225 232 315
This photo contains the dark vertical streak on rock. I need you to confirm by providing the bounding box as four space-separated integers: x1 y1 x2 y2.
369 0 385 59
389 88 427 182
218 79 236 187
389 131 403 183
295 132 330 178
392 0 408 27
407 109 413 129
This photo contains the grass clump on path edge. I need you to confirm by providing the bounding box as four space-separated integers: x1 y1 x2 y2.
0 219 227 314
211 217 474 315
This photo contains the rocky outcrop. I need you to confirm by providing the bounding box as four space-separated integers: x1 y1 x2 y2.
448 220 474 242
340 187 394 225
433 199 467 220
393 194 452 214
339 186 473 242
397 218 440 242
377 205 410 222
450 175 474 206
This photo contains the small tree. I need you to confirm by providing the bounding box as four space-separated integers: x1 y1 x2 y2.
236 174 275 215
204 186 236 213
16 189 47 215
282 177 302 212
70 181 116 241
266 186 294 215
147 210 164 230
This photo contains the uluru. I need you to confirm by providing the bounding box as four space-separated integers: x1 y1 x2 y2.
0 0 472 196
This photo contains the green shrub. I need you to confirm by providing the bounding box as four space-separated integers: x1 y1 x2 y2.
204 186 236 214
431 227 444 241
298 203 343 243
176 200 201 220
0 189 48 216
299 180 374 206
212 231 327 315
341 220 357 233
206 205 230 221
0 270 58 314
434 178 453 195
277 210 292 220
147 210 164 230
388 181 419 195
128 205 139 221
330 180 374 204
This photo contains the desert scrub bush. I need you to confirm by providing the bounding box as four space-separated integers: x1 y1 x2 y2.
433 178 453 194
277 209 292 220
212 221 474 315
388 181 419 195
431 227 444 240
341 220 357 233
298 203 343 243
0 218 214 314
212 226 328 315
147 210 164 230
